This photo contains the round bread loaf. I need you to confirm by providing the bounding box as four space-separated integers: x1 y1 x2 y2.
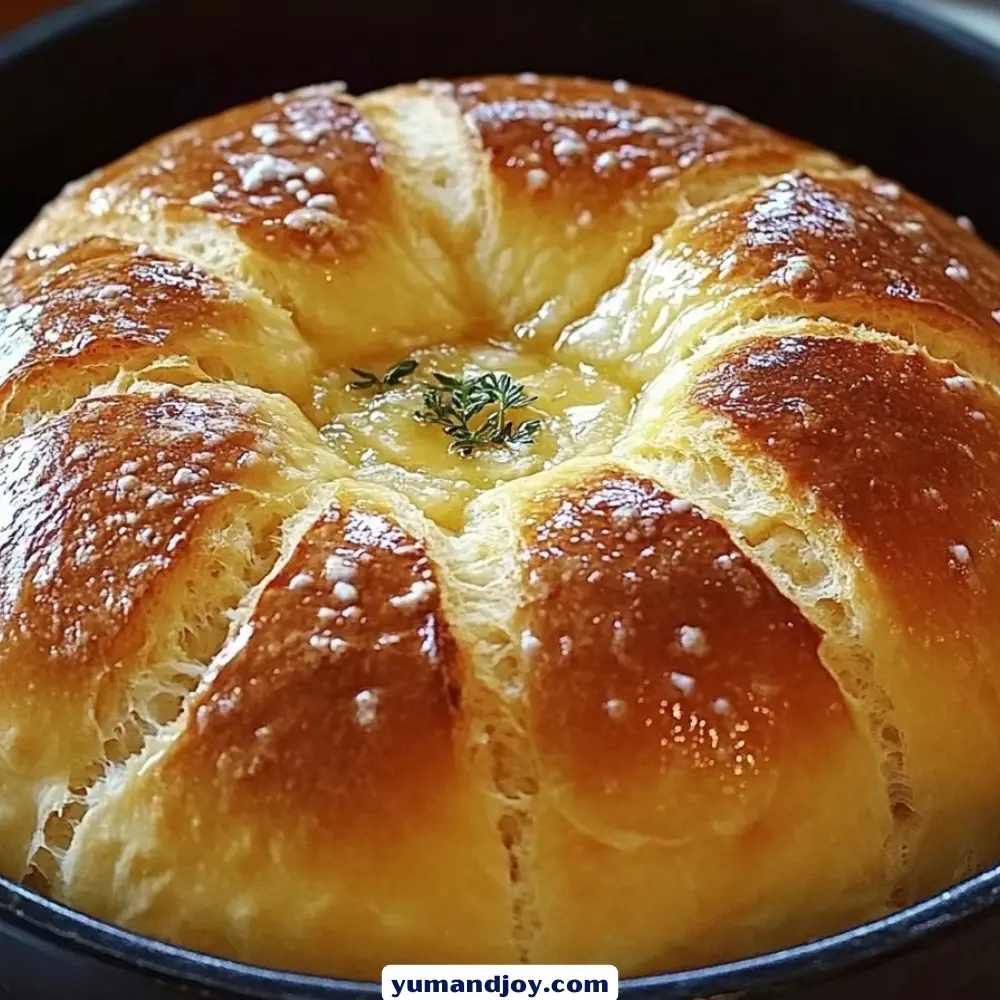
3 74 1000 979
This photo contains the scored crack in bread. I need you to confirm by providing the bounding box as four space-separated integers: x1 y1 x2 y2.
3 73 1000 978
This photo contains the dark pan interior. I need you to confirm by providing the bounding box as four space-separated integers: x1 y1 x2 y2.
3 0 1000 998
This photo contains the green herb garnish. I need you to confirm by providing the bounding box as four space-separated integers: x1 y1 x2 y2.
415 370 543 458
347 358 419 392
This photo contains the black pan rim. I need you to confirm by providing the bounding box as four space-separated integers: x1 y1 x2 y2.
3 0 1000 995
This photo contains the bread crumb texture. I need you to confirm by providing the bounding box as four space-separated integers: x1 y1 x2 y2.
5 74 1000 979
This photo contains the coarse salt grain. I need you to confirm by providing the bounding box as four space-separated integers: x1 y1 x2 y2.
712 697 731 715
95 283 129 301
552 133 588 159
943 375 975 391
389 579 436 610
526 168 549 191
604 697 627 720
307 193 337 210
945 259 970 282
304 165 325 184
251 122 282 147
678 625 708 656
775 254 814 286
634 116 672 133
594 150 618 173
189 191 221 209
611 504 639 524
950 543 972 565
957 215 976 232
284 207 335 231
323 555 355 584
668 497 693 515
670 671 696 696
333 581 358 603
288 572 314 591
521 630 542 655
354 689 378 727
238 154 301 192
171 467 200 487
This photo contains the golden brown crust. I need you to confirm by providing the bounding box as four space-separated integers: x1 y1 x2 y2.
62 491 514 975
454 75 826 214
622 328 1000 902
66 85 383 262
514 468 889 970
448 74 836 337
691 334 1000 634
180 502 460 826
521 472 847 811
0 238 316 429
0 383 330 879
669 172 1000 367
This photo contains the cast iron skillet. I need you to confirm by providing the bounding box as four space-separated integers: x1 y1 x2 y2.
2 0 1000 997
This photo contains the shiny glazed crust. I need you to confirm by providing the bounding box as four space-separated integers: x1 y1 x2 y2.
3 74 1000 978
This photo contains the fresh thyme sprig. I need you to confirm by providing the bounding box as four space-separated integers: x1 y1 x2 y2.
347 358 419 392
415 370 543 458
342 357 544 457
